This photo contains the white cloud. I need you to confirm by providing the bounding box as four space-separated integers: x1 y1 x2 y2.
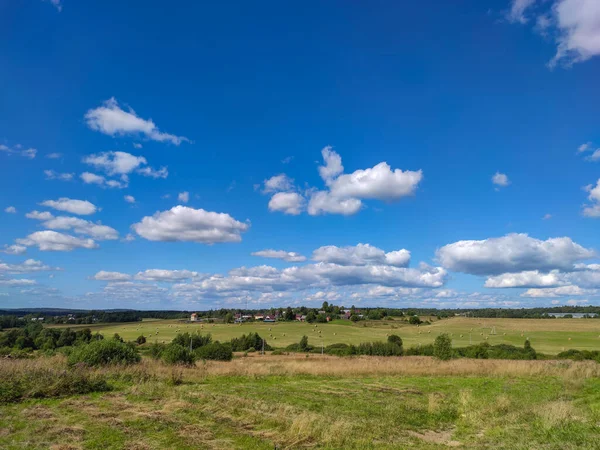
583 179 600 217
263 174 294 193
134 269 200 282
0 144 37 159
328 162 423 201
521 285 596 297
251 250 307 262
492 172 510 188
1 245 27 255
44 170 74 181
80 172 128 189
307 190 362 216
124 195 136 204
46 152 62 159
0 278 37 287
133 143 143 149
587 149 600 162
318 146 344 185
550 0 600 67
177 191 189 203
4 206 16 214
92 271 131 281
83 151 145 176
578 142 592 153
46 0 62 11
0 259 59 274
136 166 168 178
268 192 305 215
84 98 188 145
437 233 595 275
30 214 119 240
312 244 411 267
131 206 250 244
543 213 552 220
17 231 98 251
484 270 565 288
25 210 53 220
40 198 97 215
507 0 537 23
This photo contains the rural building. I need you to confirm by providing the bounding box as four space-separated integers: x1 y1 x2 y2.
190 313 198 322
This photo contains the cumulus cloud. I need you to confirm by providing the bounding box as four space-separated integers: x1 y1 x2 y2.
0 278 37 287
583 179 600 218
521 285 596 297
437 233 594 275
134 269 200 282
17 231 98 251
507 0 600 67
131 206 250 244
44 170 74 181
80 172 128 189
263 174 294 193
1 245 27 255
82 151 167 181
0 144 37 159
177 191 189 203
92 271 131 281
46 152 62 159
264 147 422 216
492 172 510 188
0 259 59 274
550 0 600 67
318 146 344 185
251 250 307 262
27 213 119 240
4 206 16 214
268 192 305 215
124 195 136 204
484 270 565 288
40 198 97 216
84 98 189 145
312 244 411 267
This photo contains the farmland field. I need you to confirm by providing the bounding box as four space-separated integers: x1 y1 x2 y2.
50 317 600 355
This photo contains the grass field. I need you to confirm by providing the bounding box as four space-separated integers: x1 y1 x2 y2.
2 355 600 449
51 317 600 355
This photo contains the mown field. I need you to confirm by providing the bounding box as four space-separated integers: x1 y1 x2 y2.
1 355 600 449
51 317 600 355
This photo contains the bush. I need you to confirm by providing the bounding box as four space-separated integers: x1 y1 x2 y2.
67 339 141 367
356 341 403 356
172 332 212 349
405 344 434 356
136 335 147 345
387 334 403 352
230 333 271 351
147 342 167 359
409 315 422 325
433 334 452 360
161 344 195 365
195 342 233 361
271 349 286 355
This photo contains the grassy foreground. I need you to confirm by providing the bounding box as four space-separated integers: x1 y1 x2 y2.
2 355 600 449
52 316 600 354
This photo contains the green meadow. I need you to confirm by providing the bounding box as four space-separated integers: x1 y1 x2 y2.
52 317 600 355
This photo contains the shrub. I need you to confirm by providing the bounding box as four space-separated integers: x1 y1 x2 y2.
356 341 403 356
195 342 233 361
409 315 422 325
136 335 147 345
433 334 453 360
299 335 309 351
161 344 195 365
271 349 286 355
172 332 212 349
67 339 140 367
387 334 403 350
230 333 271 351
148 342 167 359
405 344 434 356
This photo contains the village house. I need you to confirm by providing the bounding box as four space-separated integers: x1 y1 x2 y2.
190 313 198 322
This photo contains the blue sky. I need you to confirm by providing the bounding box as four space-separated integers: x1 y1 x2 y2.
1 0 599 310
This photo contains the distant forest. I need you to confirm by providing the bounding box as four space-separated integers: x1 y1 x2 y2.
1 304 600 329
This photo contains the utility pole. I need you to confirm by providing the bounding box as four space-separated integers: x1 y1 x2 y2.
262 338 265 355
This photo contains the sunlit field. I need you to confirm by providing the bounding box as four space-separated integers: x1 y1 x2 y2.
50 317 600 355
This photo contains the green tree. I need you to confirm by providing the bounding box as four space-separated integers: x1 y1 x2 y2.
409 315 422 325
433 333 453 360
284 307 296 321
305 311 317 323
299 335 309 352
224 312 234 323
